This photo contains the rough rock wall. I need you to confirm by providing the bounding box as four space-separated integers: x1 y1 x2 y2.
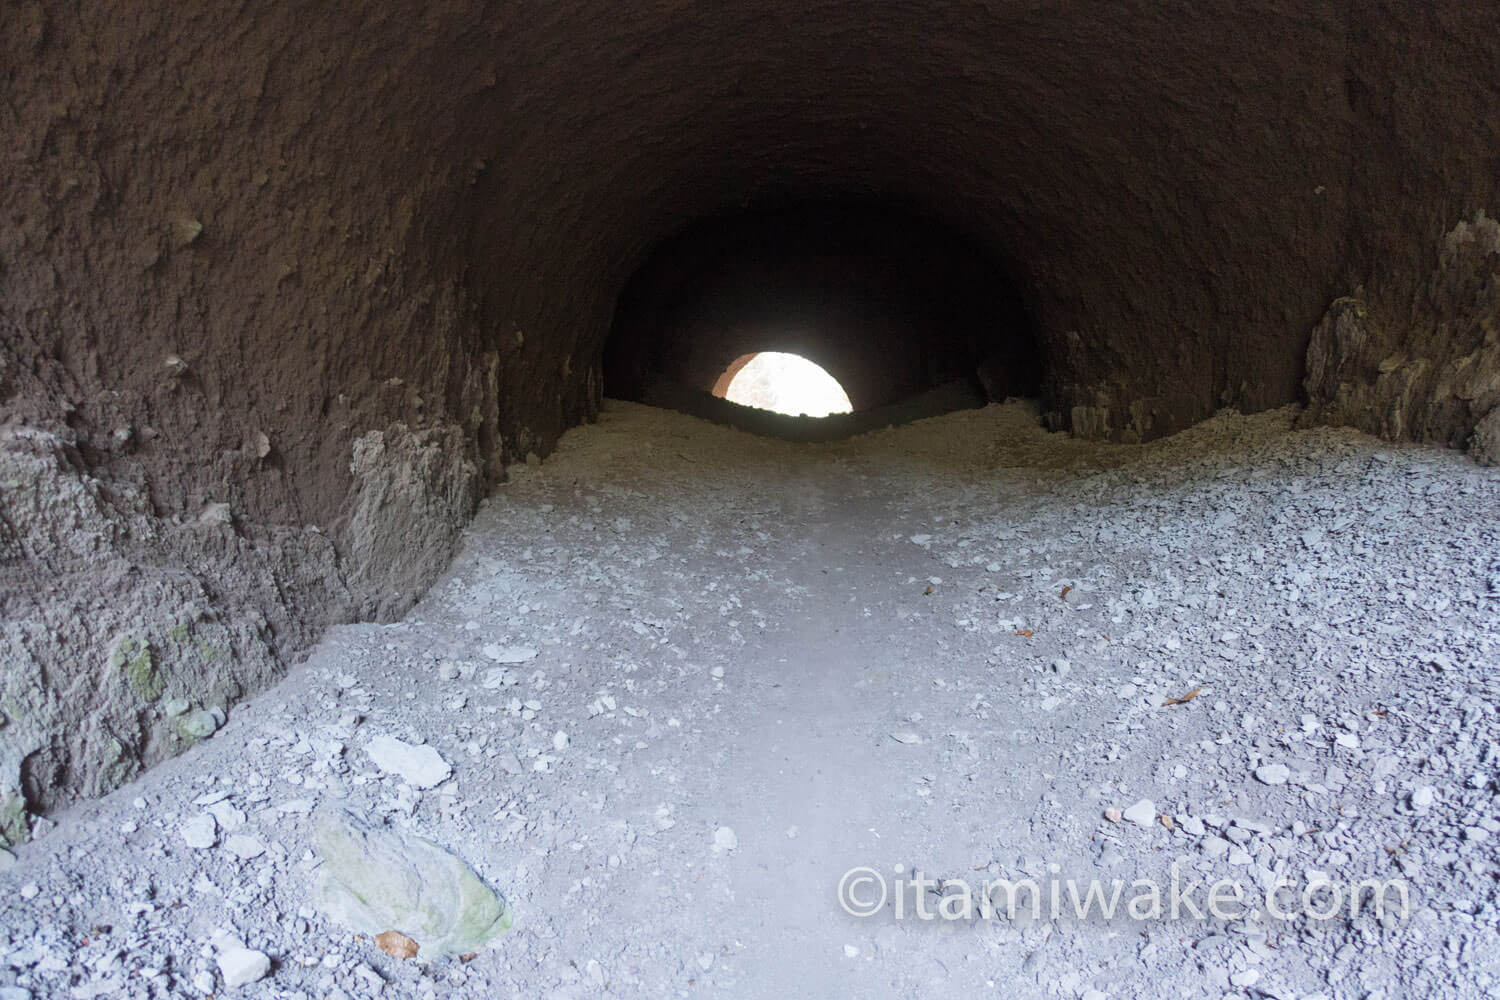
1296 1 1500 457
1303 214 1500 456
0 2 569 837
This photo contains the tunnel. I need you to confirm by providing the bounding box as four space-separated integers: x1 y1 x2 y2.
604 199 1040 426
1 1 1499 992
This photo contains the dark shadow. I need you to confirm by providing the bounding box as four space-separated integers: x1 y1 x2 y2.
636 377 990 443
605 197 1040 424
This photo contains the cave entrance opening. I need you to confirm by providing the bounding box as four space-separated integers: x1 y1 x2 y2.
711 351 853 418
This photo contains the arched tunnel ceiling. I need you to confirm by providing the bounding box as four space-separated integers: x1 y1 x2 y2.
460 0 1497 442
1 0 1498 816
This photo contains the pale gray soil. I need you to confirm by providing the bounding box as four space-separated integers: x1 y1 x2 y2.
2 400 1497 999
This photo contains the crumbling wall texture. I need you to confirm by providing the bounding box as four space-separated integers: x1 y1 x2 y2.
2 0 1497 830
1303 213 1500 451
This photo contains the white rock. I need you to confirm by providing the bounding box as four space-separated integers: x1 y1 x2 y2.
713 826 738 852
365 735 451 788
482 644 537 663
1201 836 1230 859
179 709 220 740
552 730 570 751
1122 799 1156 828
1254 763 1290 785
1411 785 1436 809
217 947 271 988
843 944 860 958
181 813 218 850
481 667 514 689
223 834 266 860
207 800 247 832
1229 968 1260 987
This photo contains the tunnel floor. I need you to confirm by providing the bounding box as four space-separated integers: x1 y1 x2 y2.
2 401 1497 997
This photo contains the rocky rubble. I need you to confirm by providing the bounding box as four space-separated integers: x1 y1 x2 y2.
0 400 1495 998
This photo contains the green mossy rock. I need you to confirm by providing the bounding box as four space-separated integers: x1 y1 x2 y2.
311 808 512 958
110 635 164 701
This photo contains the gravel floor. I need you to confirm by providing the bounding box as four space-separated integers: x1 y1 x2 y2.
2 399 1497 999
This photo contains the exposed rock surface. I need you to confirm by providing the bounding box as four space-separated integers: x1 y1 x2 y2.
344 423 483 621
0 424 334 837
362 736 452 790
312 808 512 958
0 412 480 839
1304 213 1500 451
1473 407 1500 466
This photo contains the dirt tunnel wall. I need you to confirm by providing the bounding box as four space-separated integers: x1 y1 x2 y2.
1 0 1498 834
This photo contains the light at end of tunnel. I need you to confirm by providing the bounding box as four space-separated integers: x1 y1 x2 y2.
721 352 853 418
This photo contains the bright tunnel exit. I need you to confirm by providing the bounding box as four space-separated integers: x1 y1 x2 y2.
714 352 854 417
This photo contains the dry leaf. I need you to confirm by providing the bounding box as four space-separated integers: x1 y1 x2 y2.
375 930 419 959
1060 585 1073 600
1162 685 1203 707
1159 814 1175 831
1014 629 1034 638
459 952 479 963
1103 807 1122 823
923 585 934 595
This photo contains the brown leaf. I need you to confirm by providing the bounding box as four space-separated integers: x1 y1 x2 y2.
1060 585 1073 601
1159 813 1175 831
1162 685 1204 707
375 930 419 959
459 952 479 963
923 585 934 595
1014 629 1034 637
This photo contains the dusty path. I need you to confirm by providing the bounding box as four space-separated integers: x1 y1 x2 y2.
2 400 1497 999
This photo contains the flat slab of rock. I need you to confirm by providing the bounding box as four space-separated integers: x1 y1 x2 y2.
482 644 537 663
1255 763 1291 785
1122 799 1156 828
365 735 451 788
311 808 512 958
223 834 265 860
180 813 217 849
217 945 270 987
